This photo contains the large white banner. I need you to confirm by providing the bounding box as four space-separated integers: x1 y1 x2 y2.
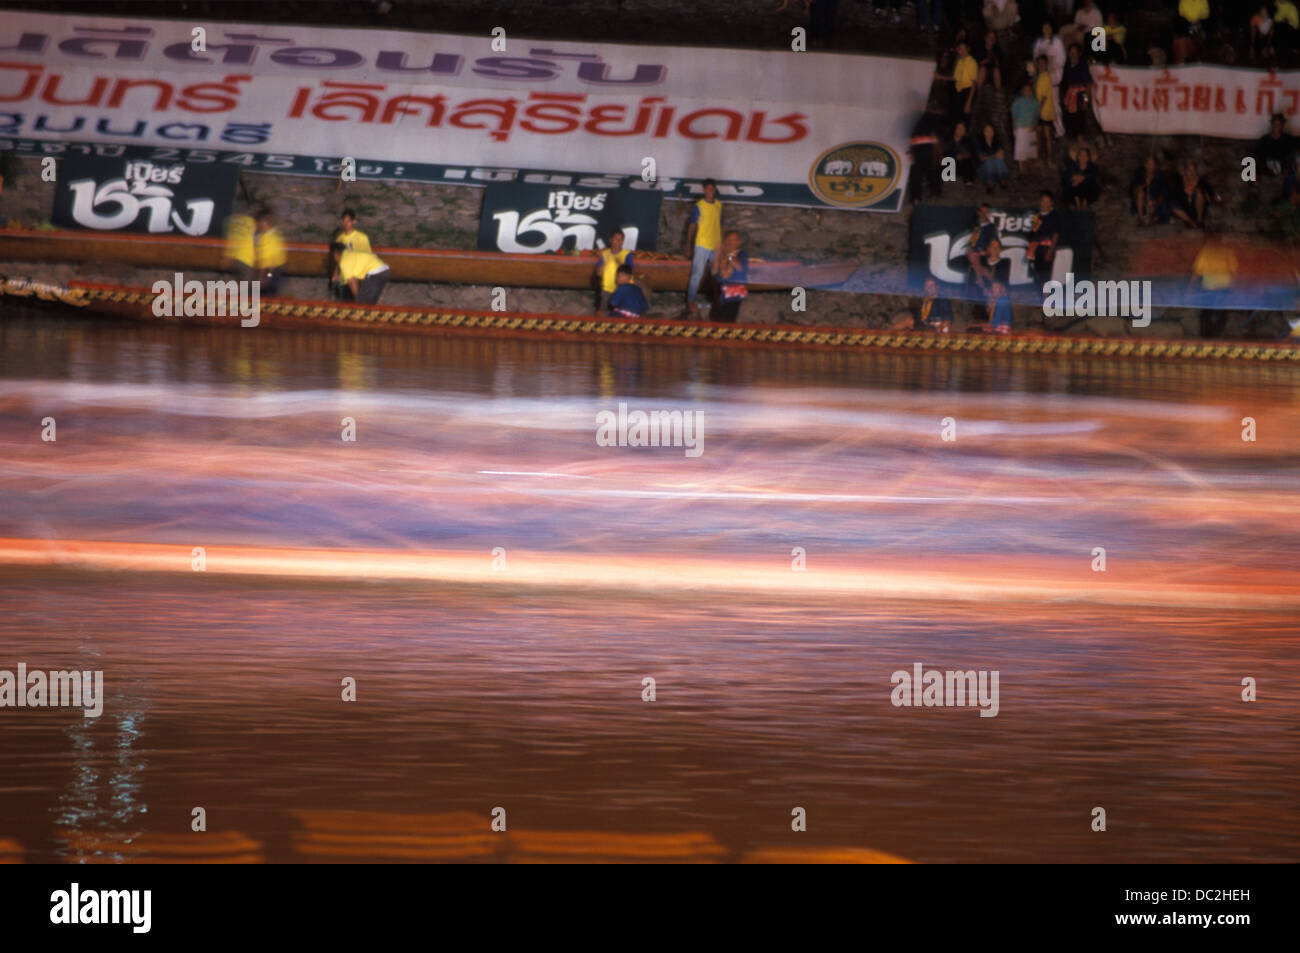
1093 63 1300 138
0 13 935 210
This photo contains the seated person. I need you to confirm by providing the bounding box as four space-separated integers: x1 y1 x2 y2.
592 228 633 314
974 123 1009 191
917 276 954 332
1171 160 1217 229
607 265 648 318
1254 113 1298 176
946 122 977 184
1063 147 1101 208
330 242 390 304
1130 155 1170 224
965 203 1000 271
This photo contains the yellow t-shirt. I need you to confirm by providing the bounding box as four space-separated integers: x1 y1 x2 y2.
1192 244 1238 291
256 228 287 270
337 250 388 283
1179 0 1209 24
954 55 979 92
225 214 255 267
1277 1 1299 30
598 248 631 293
1035 71 1056 121
692 198 722 252
334 228 371 254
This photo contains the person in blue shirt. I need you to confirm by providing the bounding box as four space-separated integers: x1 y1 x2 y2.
607 265 648 318
711 230 749 322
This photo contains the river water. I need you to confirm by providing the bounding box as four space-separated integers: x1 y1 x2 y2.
1 308 1297 863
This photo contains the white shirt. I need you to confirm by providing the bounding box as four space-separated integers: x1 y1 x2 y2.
1032 35 1067 85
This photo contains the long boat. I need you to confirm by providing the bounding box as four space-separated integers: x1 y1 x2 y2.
0 227 858 292
5 275 1299 362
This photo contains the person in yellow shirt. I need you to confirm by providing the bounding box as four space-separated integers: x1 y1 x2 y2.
1277 0 1300 62
253 209 287 295
1034 55 1056 167
949 40 979 126
331 242 390 304
685 178 722 316
1190 235 1238 337
222 212 256 280
591 228 633 314
333 209 371 254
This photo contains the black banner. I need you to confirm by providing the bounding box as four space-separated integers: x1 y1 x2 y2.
477 182 662 253
50 156 237 237
908 205 1094 294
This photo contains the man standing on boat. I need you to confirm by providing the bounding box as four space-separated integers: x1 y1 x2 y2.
684 179 723 317
331 242 390 304
593 228 633 314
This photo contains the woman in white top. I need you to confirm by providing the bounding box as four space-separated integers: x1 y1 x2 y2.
1032 21 1067 137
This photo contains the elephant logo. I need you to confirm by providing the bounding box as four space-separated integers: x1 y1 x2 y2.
809 142 902 209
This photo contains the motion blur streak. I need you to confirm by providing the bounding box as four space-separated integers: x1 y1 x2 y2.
0 313 1297 863
1 539 1297 611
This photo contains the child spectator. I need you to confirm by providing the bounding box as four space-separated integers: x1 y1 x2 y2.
711 231 749 323
1012 81 1040 172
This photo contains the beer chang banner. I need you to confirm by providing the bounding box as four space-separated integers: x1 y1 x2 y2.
478 182 662 253
908 205 1094 294
50 155 237 236
1093 63 1300 138
0 12 935 211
